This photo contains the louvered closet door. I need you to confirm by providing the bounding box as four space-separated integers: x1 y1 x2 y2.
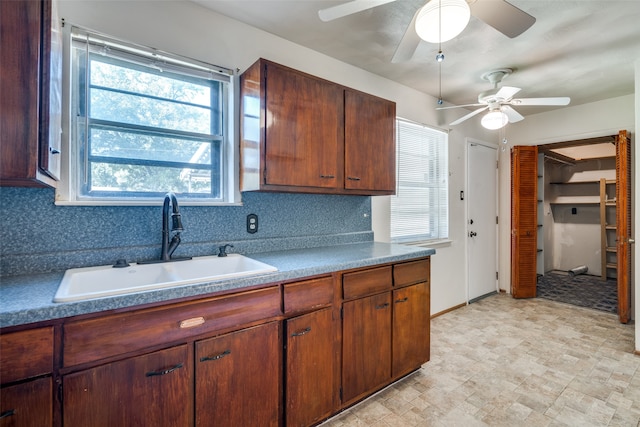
616 130 631 323
511 145 538 298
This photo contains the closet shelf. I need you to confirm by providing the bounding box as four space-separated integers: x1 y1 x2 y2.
549 196 600 205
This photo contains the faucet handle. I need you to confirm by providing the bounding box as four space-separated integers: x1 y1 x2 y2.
218 244 234 257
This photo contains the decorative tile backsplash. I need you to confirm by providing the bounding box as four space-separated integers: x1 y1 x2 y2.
1 187 373 276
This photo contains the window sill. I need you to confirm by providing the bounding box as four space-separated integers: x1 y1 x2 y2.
396 239 452 248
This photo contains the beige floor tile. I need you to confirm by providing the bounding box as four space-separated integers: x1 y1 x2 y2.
321 294 639 427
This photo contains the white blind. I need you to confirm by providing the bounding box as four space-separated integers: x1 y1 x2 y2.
391 119 448 243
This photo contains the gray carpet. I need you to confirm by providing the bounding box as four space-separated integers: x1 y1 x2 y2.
536 270 617 314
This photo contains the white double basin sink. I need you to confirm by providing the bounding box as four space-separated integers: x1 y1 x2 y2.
53 254 278 303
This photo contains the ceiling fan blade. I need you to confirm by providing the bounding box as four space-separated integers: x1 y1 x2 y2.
469 0 536 38
391 9 421 63
436 103 484 110
495 86 521 100
510 97 571 106
318 0 397 22
450 106 488 126
502 105 524 123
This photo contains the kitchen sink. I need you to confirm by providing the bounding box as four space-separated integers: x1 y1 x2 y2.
53 254 278 303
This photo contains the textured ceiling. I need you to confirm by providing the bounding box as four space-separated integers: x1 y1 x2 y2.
192 0 640 119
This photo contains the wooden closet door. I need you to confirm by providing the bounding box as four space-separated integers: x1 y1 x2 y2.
511 145 538 298
616 130 631 323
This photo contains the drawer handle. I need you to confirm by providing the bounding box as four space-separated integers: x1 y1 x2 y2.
347 176 361 181
200 350 231 362
291 327 311 337
179 317 205 328
0 410 15 419
395 297 409 303
375 303 390 310
320 175 335 179
146 363 183 377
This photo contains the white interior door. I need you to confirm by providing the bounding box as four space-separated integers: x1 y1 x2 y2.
467 141 498 302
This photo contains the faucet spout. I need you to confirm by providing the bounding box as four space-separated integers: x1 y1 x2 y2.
161 192 184 261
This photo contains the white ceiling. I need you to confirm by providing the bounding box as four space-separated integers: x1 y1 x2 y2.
192 0 640 119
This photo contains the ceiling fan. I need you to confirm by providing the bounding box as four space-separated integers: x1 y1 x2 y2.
318 0 537 62
437 69 571 129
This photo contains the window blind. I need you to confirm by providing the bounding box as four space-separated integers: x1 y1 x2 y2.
391 119 448 243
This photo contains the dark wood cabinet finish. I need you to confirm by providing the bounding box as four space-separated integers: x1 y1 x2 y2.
0 377 52 427
0 0 61 187
342 265 392 300
195 322 280 427
283 276 334 314
240 59 396 196
342 292 392 403
392 282 430 378
0 327 53 384
63 286 280 367
3 256 430 427
344 89 396 193
285 308 336 427
63 344 192 427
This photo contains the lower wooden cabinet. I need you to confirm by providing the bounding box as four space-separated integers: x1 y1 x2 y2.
195 322 280 427
62 345 192 427
342 292 392 403
0 377 52 427
285 307 336 427
4 256 430 427
392 282 430 377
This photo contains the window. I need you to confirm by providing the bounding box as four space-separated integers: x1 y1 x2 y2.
391 119 448 243
61 27 236 205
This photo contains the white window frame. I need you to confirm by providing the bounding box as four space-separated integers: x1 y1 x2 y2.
56 25 240 206
391 118 449 244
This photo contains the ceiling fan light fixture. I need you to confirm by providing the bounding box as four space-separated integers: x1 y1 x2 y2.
481 110 509 130
415 0 471 43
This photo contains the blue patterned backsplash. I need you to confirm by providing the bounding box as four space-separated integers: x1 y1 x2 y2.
0 187 373 277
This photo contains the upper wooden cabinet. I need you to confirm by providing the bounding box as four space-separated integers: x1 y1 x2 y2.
0 0 62 187
240 59 396 196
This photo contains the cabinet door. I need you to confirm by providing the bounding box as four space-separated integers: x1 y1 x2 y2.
0 377 52 427
392 282 430 378
344 90 396 193
0 0 59 187
195 322 280 427
342 292 391 403
264 63 343 189
286 308 335 427
63 345 192 427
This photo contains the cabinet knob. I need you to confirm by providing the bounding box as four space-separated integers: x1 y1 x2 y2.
50 147 61 155
320 175 335 179
375 302 390 310
0 410 15 419
395 297 409 303
347 176 361 181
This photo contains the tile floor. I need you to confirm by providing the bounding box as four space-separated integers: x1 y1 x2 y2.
322 294 640 426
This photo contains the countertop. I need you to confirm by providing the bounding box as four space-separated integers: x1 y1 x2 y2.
0 242 434 328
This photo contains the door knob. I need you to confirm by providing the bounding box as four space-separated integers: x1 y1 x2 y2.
469 231 477 237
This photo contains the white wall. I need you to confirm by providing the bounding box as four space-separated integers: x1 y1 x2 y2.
58 0 493 317
635 58 640 352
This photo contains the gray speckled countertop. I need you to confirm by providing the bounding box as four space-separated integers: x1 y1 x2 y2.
0 242 434 328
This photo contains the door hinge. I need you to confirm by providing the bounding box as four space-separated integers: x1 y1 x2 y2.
497 160 499 169
496 216 499 225
496 272 499 280
339 387 343 401
263 168 267 183
340 307 343 320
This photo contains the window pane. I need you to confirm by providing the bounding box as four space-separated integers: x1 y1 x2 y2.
90 127 213 165
89 163 215 195
391 119 448 243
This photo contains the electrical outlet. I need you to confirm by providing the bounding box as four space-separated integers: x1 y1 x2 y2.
247 214 258 233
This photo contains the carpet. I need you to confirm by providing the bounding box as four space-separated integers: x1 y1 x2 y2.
536 270 618 314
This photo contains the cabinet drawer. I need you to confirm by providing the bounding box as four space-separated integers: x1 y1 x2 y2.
0 327 54 384
63 286 281 367
393 258 430 288
283 276 334 314
0 377 52 426
342 266 392 299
